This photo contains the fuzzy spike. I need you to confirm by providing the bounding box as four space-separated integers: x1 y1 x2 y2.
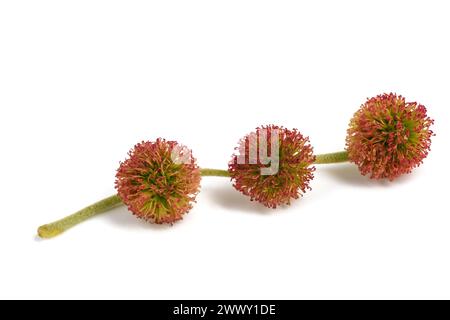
115 139 201 224
228 125 316 208
346 93 434 180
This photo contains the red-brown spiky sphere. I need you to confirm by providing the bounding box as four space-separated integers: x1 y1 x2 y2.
115 139 201 224
228 125 316 208
346 93 434 180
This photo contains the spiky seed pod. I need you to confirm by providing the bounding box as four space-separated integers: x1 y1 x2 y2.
228 125 316 208
346 93 434 180
115 139 201 224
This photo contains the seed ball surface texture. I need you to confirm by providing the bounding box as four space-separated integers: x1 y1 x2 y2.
115 139 201 224
346 93 434 180
229 125 316 208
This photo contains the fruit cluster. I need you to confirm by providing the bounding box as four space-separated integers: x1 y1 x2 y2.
38 93 434 238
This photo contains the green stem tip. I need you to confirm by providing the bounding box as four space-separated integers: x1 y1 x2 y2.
37 151 349 239
37 195 123 239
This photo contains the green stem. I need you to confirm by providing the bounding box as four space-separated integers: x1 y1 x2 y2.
37 169 231 239
200 168 230 177
38 195 123 239
38 155 348 239
314 151 349 164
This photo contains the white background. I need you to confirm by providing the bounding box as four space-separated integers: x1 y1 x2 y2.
1 1 449 299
